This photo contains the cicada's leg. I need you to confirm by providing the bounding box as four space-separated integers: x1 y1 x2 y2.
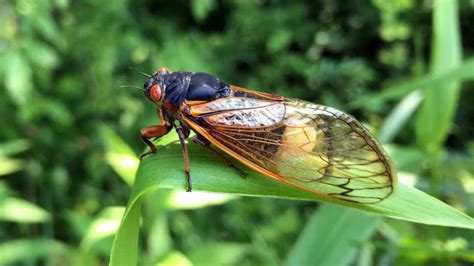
192 134 248 178
140 125 172 160
175 125 192 192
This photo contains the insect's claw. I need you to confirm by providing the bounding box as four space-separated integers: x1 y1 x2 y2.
185 171 192 192
139 151 155 160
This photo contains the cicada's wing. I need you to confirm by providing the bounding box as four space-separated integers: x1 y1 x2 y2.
183 87 396 203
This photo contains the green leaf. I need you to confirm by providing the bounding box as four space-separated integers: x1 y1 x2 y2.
188 242 251 266
147 214 172 261
110 136 474 265
142 139 473 227
0 139 30 157
4 52 32 106
416 0 462 151
191 0 216 23
22 39 60 69
0 239 70 265
0 196 50 223
157 251 193 266
284 204 381 266
109 198 141 266
100 126 139 186
81 207 125 251
378 91 423 143
0 157 23 176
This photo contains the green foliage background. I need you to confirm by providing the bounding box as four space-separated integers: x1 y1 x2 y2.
1 0 474 265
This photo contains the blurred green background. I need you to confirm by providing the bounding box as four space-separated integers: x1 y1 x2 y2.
1 0 474 265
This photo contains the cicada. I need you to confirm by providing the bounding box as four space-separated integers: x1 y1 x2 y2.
139 67 396 204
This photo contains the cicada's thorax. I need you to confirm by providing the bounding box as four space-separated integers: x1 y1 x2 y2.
162 72 231 109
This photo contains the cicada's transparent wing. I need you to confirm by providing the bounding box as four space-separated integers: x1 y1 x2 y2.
184 90 396 204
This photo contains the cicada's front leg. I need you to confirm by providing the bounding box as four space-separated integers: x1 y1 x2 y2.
140 124 172 160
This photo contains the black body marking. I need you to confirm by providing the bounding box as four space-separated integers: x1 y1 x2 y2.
144 71 230 107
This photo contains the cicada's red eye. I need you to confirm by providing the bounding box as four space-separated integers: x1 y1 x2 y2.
150 84 162 102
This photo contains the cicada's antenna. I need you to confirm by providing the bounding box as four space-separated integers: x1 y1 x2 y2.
120 85 145 91
129 66 151 78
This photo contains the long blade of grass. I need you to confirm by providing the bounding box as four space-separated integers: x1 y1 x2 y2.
138 141 473 228
378 91 423 143
284 205 381 266
109 135 474 265
416 0 462 151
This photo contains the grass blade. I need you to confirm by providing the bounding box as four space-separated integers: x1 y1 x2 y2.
110 134 474 265
284 205 380 266
416 0 462 150
124 138 473 227
378 91 423 143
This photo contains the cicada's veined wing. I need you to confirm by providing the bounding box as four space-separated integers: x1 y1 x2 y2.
183 87 396 204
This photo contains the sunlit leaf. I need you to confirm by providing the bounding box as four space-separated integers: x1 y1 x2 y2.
81 207 125 251
157 251 193 266
379 91 423 143
4 52 32 106
0 157 23 176
105 153 139 186
0 197 50 223
100 126 139 186
163 190 236 210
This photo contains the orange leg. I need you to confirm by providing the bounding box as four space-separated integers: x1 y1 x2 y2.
140 124 172 160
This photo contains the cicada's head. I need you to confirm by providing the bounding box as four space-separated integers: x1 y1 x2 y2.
143 67 171 105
